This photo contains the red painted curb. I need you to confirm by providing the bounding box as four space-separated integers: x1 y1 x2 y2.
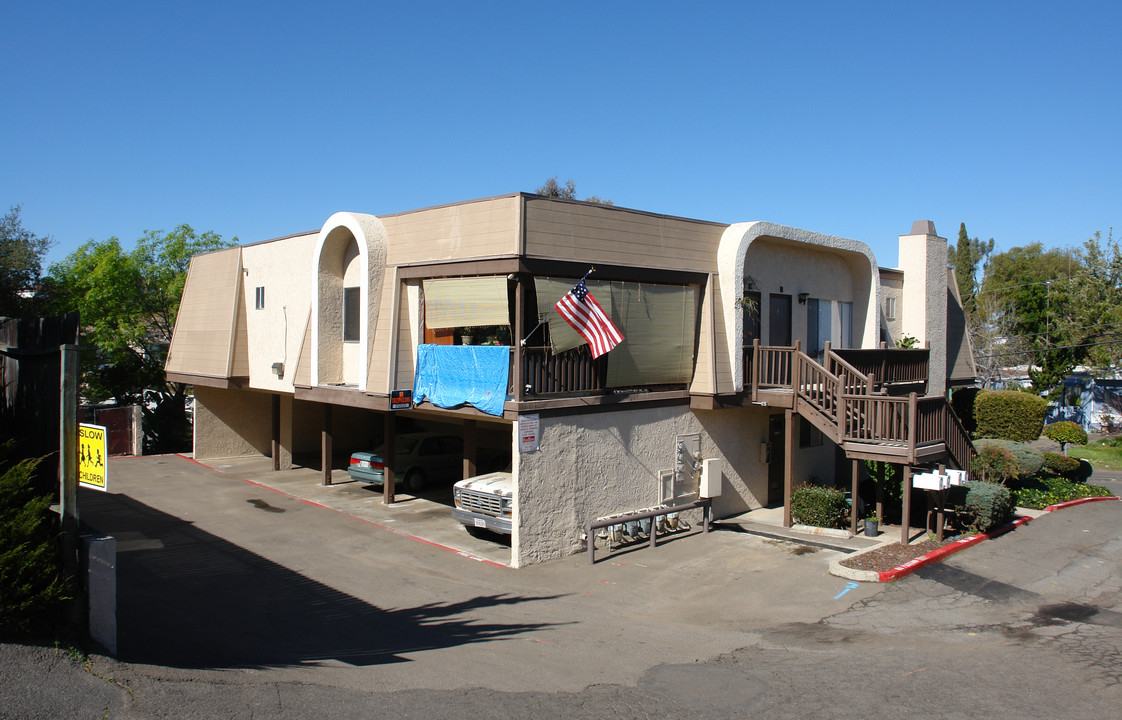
171 454 508 568
877 515 1034 582
875 492 1121 582
1043 495 1120 512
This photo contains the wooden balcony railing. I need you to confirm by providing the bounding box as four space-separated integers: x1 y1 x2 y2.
832 347 929 393
741 340 972 468
522 346 604 396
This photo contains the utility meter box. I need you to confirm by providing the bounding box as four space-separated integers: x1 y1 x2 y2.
700 458 723 498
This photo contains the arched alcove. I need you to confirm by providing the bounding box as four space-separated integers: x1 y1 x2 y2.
311 212 388 391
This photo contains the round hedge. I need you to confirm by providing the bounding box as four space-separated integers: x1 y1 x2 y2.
1043 420 1088 453
974 390 1047 442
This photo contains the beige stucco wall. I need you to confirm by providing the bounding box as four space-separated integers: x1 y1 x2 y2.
879 271 904 345
898 225 948 393
241 233 317 393
717 222 879 393
193 385 272 459
512 403 842 566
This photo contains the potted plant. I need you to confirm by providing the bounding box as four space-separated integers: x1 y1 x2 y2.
863 512 880 537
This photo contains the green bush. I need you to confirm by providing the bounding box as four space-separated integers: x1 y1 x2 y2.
0 456 72 637
791 484 849 529
970 443 1019 484
1043 421 1088 455
1042 452 1082 480
974 390 1047 442
949 481 1015 533
1013 477 1113 509
973 439 1043 481
951 387 980 435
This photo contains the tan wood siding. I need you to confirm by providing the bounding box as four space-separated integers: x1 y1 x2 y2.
392 283 416 392
292 308 312 387
523 199 725 272
166 248 242 377
367 278 397 394
382 196 520 266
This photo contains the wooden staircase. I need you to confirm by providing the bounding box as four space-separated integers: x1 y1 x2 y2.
747 341 975 471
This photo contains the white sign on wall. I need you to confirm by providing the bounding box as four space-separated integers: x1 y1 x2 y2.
519 414 540 453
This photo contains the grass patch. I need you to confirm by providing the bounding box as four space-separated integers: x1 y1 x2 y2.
1070 437 1122 470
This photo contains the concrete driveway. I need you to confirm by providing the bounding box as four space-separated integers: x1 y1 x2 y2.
73 454 872 692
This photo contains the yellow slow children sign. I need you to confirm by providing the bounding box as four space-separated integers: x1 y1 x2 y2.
78 423 108 491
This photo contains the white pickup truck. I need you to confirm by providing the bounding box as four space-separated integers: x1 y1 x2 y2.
452 468 512 535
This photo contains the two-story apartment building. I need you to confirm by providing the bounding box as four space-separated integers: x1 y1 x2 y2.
166 194 975 567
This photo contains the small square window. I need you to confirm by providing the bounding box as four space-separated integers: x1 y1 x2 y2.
343 286 360 342
885 296 897 321
255 286 265 310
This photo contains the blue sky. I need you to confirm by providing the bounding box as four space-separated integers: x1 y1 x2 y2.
4 2 1119 270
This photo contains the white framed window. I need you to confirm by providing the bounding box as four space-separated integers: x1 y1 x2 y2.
255 286 265 310
885 296 897 321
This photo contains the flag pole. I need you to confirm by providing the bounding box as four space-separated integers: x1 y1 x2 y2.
520 266 595 347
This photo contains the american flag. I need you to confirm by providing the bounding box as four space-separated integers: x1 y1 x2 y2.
554 279 623 358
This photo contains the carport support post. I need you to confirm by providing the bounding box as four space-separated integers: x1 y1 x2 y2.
935 463 946 542
782 408 795 528
850 459 859 535
271 394 281 472
382 411 396 505
463 419 477 480
900 465 912 544
321 405 333 486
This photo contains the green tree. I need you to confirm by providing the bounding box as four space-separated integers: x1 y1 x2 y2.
44 225 235 452
1062 229 1122 372
952 222 993 317
979 243 1082 394
536 177 614 205
0 205 53 317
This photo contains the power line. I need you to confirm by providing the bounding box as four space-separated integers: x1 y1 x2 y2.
974 337 1122 361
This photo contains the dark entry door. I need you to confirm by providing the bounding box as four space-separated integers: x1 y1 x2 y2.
767 414 784 506
769 293 792 346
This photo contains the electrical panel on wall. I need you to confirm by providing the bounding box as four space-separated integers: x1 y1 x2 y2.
668 433 701 503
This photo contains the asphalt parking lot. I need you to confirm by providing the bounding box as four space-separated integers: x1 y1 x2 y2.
3 454 1121 719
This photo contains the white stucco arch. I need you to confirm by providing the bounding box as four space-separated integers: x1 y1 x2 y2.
311 212 388 391
717 221 881 393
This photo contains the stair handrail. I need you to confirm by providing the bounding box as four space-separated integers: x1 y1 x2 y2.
825 345 874 395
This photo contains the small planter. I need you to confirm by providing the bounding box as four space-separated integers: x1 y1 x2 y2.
863 519 879 537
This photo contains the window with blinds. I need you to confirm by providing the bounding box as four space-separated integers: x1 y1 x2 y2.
423 276 511 329
533 277 698 387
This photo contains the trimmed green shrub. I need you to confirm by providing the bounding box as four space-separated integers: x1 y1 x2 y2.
791 484 849 529
973 439 1043 481
1042 452 1082 480
1 456 72 637
949 481 1015 533
1043 421 1088 455
951 387 980 434
974 390 1047 442
1013 477 1113 509
971 443 1018 484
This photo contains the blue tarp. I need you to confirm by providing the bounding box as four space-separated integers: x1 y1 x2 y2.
412 344 510 417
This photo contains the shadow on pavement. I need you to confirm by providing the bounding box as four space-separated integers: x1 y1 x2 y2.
80 491 565 670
